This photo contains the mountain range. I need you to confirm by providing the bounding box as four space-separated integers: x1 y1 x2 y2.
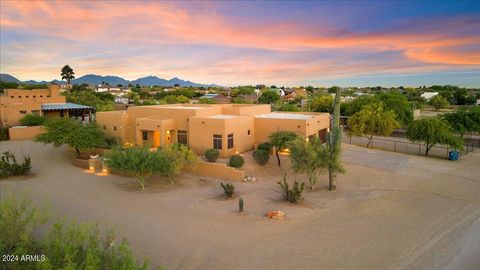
0 73 216 87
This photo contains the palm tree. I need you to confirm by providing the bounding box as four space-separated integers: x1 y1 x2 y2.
61 65 75 94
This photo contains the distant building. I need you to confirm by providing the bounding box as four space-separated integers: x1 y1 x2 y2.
421 92 439 100
0 84 95 127
114 96 129 104
284 88 307 102
96 85 121 92
477 99 480 106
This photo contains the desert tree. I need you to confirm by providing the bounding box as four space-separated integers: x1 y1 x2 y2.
158 144 197 184
289 136 328 190
36 118 105 157
407 117 463 156
347 102 400 147
268 131 298 167
104 146 162 189
442 106 480 138
429 95 450 110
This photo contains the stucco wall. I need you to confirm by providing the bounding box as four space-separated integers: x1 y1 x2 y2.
0 85 64 127
95 104 330 157
8 126 44 140
184 161 245 181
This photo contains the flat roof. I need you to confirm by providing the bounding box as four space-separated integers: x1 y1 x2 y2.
208 115 239 119
255 113 313 120
160 106 207 110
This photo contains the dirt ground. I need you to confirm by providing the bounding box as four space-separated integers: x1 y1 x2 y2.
1 140 479 270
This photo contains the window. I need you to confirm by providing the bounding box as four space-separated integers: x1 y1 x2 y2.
247 129 251 135
40 95 43 98
178 130 188 145
19 110 27 114
18 96 21 98
103 125 106 130
142 130 148 140
213 134 222 149
113 126 117 131
26 96 29 98
33 95 36 98
10 96 14 98
227 134 234 149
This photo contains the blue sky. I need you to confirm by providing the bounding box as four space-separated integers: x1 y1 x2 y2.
0 0 479 87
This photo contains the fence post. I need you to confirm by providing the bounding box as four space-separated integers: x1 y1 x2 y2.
418 144 421 155
394 141 397 152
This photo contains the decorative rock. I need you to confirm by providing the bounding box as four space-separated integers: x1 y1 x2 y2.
251 177 257 182
267 210 285 220
90 154 100 159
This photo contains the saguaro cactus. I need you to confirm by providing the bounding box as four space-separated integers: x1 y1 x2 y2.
327 87 345 191
239 197 244 213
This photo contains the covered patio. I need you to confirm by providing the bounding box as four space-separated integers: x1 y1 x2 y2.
41 103 96 122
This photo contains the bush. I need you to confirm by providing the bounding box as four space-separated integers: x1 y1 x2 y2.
19 114 46 126
98 137 118 149
257 142 271 152
0 151 31 179
205 148 219 162
253 149 269 166
0 127 8 141
277 174 305 203
229 154 244 168
220 183 235 197
0 196 153 270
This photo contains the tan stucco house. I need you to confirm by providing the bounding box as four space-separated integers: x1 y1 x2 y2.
97 104 330 157
0 84 95 127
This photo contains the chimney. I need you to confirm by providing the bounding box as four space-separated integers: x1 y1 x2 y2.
49 84 60 96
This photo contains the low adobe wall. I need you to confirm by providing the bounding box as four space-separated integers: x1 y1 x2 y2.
72 157 244 181
185 161 245 181
8 126 44 140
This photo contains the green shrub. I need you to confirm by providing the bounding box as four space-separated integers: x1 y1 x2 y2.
0 127 8 141
205 148 219 162
98 136 118 149
0 196 154 270
257 142 271 152
19 114 46 126
229 154 244 168
253 149 269 166
277 174 305 203
220 183 235 197
0 151 31 179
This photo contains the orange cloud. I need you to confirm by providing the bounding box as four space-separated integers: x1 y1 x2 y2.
1 0 478 84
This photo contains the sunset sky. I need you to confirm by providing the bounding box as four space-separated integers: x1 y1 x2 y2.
1 0 479 87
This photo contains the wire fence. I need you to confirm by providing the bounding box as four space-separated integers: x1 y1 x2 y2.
343 135 480 159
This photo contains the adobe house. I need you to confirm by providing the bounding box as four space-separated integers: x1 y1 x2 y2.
0 84 95 127
96 104 330 157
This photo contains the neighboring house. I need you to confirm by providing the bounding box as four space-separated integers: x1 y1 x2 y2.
96 85 122 92
421 92 439 100
0 84 95 127
476 99 480 106
200 93 231 104
284 88 307 102
114 96 129 104
96 104 330 158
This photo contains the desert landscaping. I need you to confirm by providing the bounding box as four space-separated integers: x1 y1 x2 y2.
1 139 479 269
